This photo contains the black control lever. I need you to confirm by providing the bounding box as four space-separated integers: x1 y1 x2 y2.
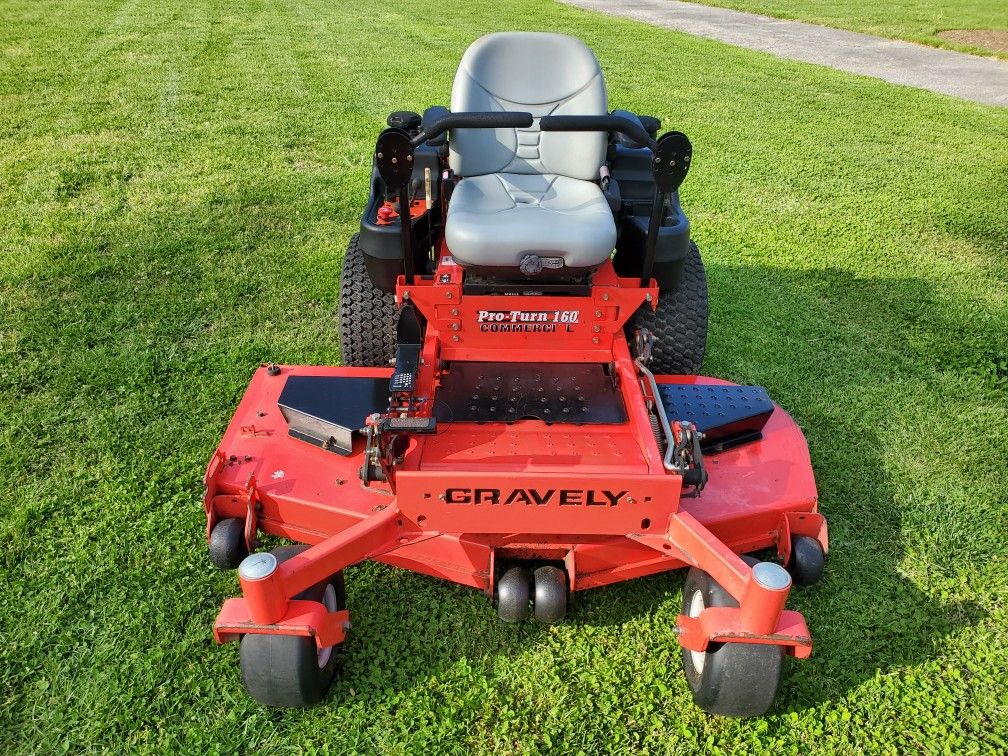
539 114 658 151
375 127 418 284
413 111 533 147
641 131 692 286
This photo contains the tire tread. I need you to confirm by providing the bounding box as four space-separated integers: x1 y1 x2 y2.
631 241 708 374
337 233 397 367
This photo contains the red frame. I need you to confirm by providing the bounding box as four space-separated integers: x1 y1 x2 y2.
206 254 826 660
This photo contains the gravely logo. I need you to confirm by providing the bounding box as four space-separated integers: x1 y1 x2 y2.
445 488 628 506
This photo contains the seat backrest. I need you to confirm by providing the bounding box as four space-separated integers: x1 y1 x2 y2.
449 32 608 181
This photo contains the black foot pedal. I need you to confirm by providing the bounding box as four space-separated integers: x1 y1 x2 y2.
390 355 418 393
383 416 437 433
390 304 422 394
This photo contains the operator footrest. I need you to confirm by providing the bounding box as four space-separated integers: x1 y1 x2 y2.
657 383 773 453
435 362 626 424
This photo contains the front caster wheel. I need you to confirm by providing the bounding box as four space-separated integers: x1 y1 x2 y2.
496 566 531 623
680 566 783 717
239 546 346 707
532 566 568 624
208 518 248 570
787 535 825 586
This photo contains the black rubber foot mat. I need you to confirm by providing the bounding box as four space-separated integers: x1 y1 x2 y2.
435 362 627 424
657 383 773 451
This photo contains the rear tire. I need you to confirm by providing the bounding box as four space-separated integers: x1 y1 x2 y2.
337 233 397 367
239 545 346 707
629 241 708 374
680 565 783 716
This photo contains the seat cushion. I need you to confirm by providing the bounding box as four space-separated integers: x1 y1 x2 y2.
445 173 617 273
449 32 608 181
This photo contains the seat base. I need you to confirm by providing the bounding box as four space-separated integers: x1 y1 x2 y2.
453 262 603 283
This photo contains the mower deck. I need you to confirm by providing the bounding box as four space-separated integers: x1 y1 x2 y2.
206 363 824 646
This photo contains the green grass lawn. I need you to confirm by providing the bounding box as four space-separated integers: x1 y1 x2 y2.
684 0 1008 58
2 0 1007 752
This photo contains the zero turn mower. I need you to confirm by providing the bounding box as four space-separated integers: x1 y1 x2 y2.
204 32 827 716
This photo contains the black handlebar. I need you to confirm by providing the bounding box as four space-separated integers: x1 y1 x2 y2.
412 111 534 147
411 112 655 150
539 114 657 151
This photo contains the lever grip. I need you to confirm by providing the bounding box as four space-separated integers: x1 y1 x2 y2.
414 111 534 146
539 114 657 151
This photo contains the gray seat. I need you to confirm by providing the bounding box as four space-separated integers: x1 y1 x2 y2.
444 32 617 277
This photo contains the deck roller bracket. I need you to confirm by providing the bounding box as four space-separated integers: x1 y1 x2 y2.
675 606 813 658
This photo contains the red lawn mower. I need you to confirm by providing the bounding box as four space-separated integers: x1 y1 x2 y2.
204 32 828 716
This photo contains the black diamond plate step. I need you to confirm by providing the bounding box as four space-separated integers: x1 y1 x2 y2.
435 362 627 424
657 383 774 452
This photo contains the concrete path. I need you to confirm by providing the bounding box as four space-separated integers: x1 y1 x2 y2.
560 0 1008 107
